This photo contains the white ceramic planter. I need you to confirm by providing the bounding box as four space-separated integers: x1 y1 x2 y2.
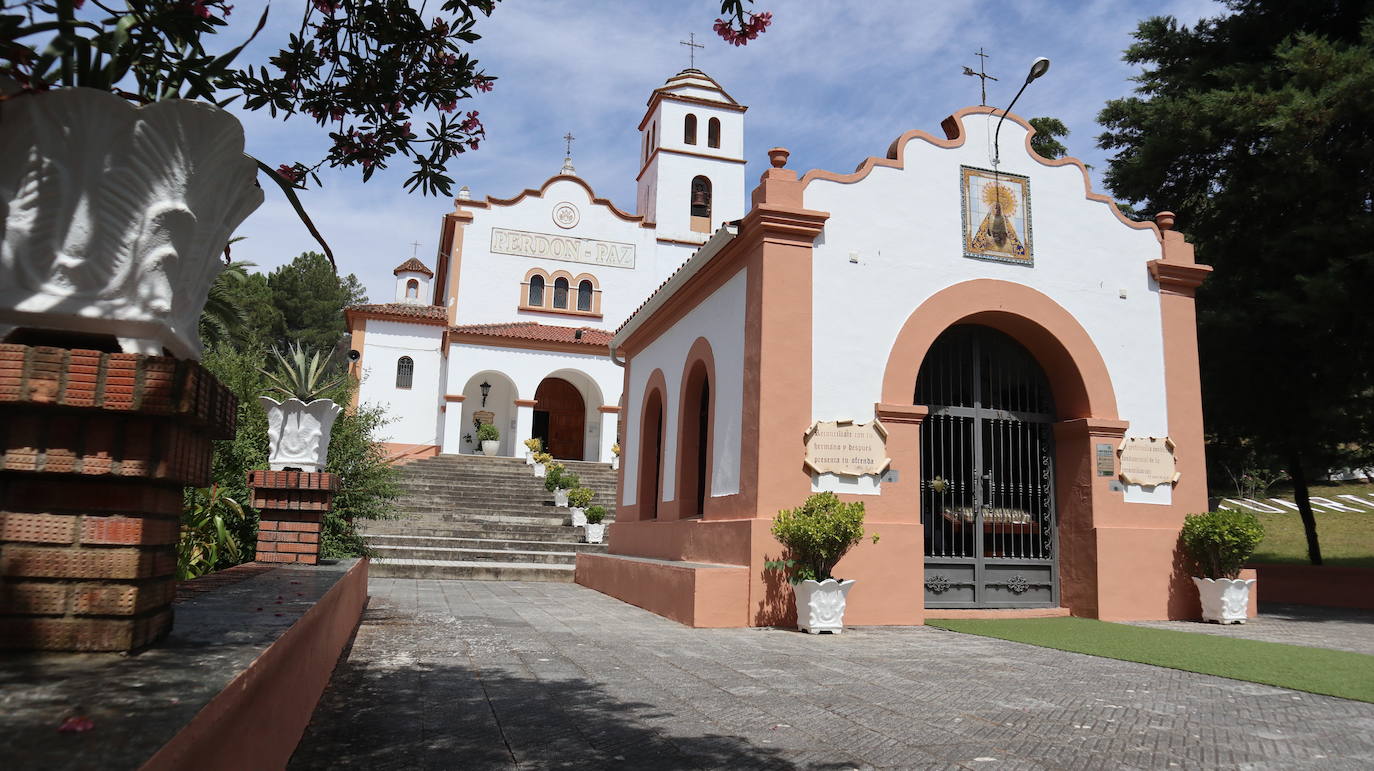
584 523 606 544
793 578 856 634
554 488 569 507
1193 576 1255 624
260 397 342 472
526 451 535 465
0 88 263 359
481 440 499 456
611 456 619 471
533 463 546 478
569 507 587 527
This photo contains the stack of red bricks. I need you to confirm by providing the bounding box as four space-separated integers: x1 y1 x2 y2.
249 470 338 565
0 344 236 651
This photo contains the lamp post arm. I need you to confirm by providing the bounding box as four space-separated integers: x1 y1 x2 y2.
993 78 1033 167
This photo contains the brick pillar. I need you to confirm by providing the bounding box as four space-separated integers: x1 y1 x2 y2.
248 471 338 565
0 344 236 651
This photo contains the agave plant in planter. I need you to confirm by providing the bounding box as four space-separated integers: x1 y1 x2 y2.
1180 509 1264 624
583 505 607 544
766 492 879 634
258 343 343 472
567 487 595 527
476 422 500 456
531 451 553 478
523 437 543 465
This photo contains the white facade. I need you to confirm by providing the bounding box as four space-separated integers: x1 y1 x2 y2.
805 113 1171 504
346 68 750 462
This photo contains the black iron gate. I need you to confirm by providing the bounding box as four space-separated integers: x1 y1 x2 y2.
917 325 1058 607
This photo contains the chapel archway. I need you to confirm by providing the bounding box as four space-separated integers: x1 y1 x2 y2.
534 377 586 460
916 325 1058 608
638 388 665 520
678 363 712 519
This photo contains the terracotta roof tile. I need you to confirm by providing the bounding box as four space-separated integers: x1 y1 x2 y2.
450 322 612 347
392 257 434 277
348 302 448 321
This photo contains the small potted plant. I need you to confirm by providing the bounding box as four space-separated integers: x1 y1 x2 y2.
766 492 878 634
532 451 553 478
1180 509 1264 624
567 487 595 526
258 343 344 472
547 470 578 508
476 422 500 456
610 443 621 470
584 506 607 544
524 437 543 465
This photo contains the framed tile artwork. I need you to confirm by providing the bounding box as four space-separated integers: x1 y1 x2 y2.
961 165 1033 265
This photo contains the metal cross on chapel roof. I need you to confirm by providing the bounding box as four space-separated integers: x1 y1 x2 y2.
680 32 704 69
962 47 999 107
563 132 575 156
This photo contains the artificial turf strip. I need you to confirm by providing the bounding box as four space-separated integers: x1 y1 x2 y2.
926 617 1374 704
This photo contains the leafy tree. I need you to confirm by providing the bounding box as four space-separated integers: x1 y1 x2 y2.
198 261 252 351
1028 117 1070 160
1097 0 1374 565
264 252 367 355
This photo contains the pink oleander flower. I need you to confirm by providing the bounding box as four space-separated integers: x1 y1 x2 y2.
276 164 302 183
313 0 339 13
474 76 493 93
439 100 458 113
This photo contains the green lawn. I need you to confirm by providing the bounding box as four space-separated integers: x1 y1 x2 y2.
928 617 1374 703
1229 482 1374 568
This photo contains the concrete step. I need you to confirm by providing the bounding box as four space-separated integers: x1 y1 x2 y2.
370 544 580 564
369 557 576 582
364 534 609 553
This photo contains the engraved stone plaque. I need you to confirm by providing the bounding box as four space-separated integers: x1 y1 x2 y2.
803 420 890 477
1118 436 1178 487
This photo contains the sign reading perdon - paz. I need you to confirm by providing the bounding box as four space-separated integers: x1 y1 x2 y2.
803 420 890 477
1118 436 1179 487
490 227 635 269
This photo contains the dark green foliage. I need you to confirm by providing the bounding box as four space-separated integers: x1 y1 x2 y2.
1027 117 1070 160
1097 0 1374 564
544 464 564 492
266 253 367 355
556 472 579 491
1180 510 1266 578
476 423 500 442
322 388 401 559
584 505 606 525
567 487 595 509
178 485 246 579
765 493 877 584
198 261 252 351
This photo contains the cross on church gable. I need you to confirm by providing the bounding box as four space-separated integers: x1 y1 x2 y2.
680 32 704 68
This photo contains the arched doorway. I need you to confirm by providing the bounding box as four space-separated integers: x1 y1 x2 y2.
679 363 711 519
534 377 586 460
638 389 665 519
917 325 1058 608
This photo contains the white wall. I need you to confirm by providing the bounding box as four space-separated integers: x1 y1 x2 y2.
804 112 1171 505
443 342 624 461
621 268 747 506
356 320 444 446
392 271 431 304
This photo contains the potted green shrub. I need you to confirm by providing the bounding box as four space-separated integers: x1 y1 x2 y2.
766 492 878 634
476 422 500 456
524 437 543 465
567 487 595 526
1180 509 1264 624
258 343 344 472
532 451 553 479
549 471 579 508
584 506 607 544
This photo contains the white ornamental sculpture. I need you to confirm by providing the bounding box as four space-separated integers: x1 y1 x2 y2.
260 397 343 473
0 88 264 359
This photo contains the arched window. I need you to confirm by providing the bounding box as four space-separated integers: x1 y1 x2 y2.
577 280 593 312
405 279 419 298
396 356 414 389
690 175 712 233
707 117 720 149
528 274 545 307
553 277 569 309
684 114 697 145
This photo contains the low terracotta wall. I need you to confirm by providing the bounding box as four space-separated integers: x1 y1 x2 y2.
141 559 369 771
576 553 748 628
1249 563 1374 610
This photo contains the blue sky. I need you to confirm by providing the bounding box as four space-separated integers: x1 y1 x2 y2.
220 0 1220 302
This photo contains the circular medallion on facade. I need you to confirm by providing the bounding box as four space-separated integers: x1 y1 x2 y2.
552 202 580 229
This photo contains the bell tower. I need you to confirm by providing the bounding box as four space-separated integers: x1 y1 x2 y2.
635 69 747 244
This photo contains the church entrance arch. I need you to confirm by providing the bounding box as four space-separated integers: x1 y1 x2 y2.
917 325 1058 608
534 377 586 460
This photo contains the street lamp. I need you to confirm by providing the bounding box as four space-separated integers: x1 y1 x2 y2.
479 380 491 407
993 57 1051 168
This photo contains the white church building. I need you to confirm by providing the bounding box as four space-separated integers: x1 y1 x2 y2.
344 68 747 462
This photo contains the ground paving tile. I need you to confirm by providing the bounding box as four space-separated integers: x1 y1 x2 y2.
290 579 1374 770
1129 602 1374 654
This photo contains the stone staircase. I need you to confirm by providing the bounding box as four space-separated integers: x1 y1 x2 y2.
361 454 618 581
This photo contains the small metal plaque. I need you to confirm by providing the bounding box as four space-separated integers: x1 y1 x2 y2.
1096 443 1115 477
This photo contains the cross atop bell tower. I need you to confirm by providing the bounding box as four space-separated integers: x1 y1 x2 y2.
680 32 704 69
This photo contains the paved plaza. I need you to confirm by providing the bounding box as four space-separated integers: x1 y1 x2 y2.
291 580 1374 770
